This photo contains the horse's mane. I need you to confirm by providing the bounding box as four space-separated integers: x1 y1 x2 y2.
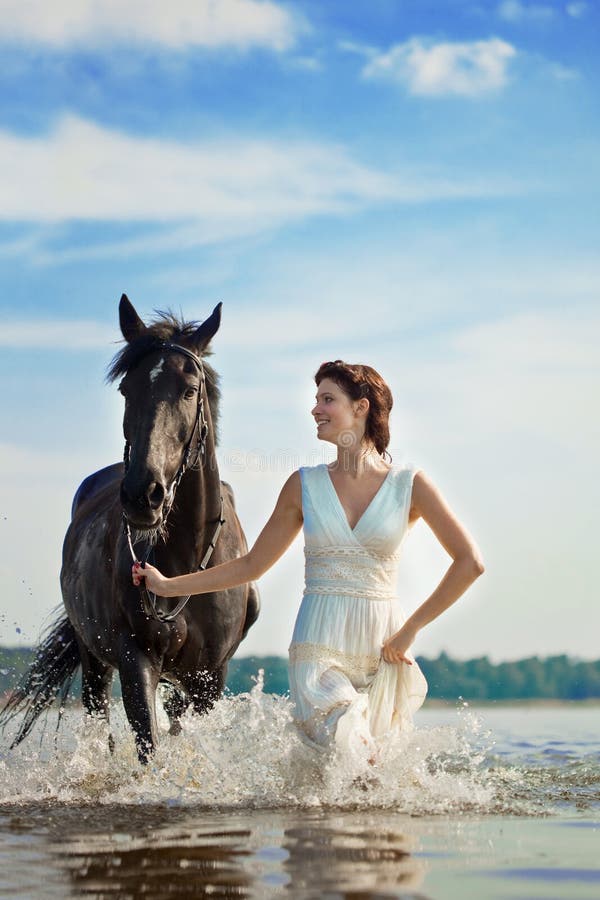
106 310 221 443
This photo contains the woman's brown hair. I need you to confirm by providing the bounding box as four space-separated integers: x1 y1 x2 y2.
315 360 393 459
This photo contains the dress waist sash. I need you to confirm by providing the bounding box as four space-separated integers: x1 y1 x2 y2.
304 546 399 601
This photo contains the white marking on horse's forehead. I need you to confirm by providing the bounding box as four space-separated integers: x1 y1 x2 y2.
149 357 165 383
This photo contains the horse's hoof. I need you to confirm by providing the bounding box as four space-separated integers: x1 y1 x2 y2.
168 721 182 737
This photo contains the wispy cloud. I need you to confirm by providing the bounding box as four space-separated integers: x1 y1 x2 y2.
287 55 323 72
547 61 579 81
362 37 516 97
497 1 555 23
0 318 116 350
453 309 599 376
0 115 524 261
0 115 394 225
337 39 377 58
0 219 282 266
0 0 300 51
566 1 589 17
404 306 600 456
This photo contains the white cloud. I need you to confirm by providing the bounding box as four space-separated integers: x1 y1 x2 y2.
548 62 579 81
0 0 299 51
363 37 516 97
337 39 377 58
0 319 115 350
0 116 395 226
497 1 555 22
450 309 599 398
566 1 589 17
288 55 323 72
0 116 523 260
1 219 278 266
0 230 43 259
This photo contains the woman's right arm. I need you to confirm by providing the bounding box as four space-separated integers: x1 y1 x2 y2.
132 471 303 597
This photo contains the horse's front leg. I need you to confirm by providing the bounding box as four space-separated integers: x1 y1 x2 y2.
118 634 160 764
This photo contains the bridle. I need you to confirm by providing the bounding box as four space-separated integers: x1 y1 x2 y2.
122 340 225 622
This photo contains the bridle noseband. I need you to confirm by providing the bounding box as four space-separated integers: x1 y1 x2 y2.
122 340 225 622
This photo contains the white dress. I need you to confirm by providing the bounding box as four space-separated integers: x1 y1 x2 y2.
288 463 427 751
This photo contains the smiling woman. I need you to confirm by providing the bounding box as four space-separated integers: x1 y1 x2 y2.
135 357 484 759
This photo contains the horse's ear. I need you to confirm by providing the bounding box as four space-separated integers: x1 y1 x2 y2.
191 302 222 352
119 294 146 343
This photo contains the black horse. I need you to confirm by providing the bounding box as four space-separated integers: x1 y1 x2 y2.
1 295 259 762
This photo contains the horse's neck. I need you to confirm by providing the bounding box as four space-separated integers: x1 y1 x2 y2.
161 450 221 570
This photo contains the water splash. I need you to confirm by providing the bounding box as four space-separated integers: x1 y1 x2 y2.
0 681 594 814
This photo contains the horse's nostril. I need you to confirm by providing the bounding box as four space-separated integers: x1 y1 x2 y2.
121 481 147 511
121 479 164 513
147 482 165 509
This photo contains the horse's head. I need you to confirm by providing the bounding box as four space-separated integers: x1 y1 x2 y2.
108 294 221 532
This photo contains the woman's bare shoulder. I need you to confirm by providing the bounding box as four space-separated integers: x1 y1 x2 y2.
410 469 460 524
408 468 429 522
278 469 303 507
411 468 437 503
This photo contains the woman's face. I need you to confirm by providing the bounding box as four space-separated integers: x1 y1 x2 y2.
311 377 365 445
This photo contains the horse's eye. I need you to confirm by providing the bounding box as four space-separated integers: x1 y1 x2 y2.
184 388 197 400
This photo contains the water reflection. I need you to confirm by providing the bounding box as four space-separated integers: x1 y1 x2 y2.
63 834 256 897
18 806 427 899
282 813 426 898
52 807 257 898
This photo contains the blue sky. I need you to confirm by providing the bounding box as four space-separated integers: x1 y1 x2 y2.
0 0 598 661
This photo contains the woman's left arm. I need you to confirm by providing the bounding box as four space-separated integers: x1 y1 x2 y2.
382 470 485 665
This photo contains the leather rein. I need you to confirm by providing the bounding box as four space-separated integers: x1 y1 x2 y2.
122 340 225 622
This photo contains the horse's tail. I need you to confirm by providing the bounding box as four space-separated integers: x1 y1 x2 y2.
0 615 80 747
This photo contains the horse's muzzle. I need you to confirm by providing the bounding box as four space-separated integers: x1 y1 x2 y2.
120 480 166 529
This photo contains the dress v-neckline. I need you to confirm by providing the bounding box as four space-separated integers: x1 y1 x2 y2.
324 465 393 535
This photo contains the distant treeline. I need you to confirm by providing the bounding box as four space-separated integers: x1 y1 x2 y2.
1 646 599 702
226 652 600 701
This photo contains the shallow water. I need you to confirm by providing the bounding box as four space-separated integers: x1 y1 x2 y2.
2 805 599 899
0 684 599 897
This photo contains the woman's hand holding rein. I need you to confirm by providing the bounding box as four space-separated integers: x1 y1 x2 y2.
131 472 304 598
132 561 174 595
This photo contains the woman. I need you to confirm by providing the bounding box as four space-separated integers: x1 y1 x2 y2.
134 360 484 753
